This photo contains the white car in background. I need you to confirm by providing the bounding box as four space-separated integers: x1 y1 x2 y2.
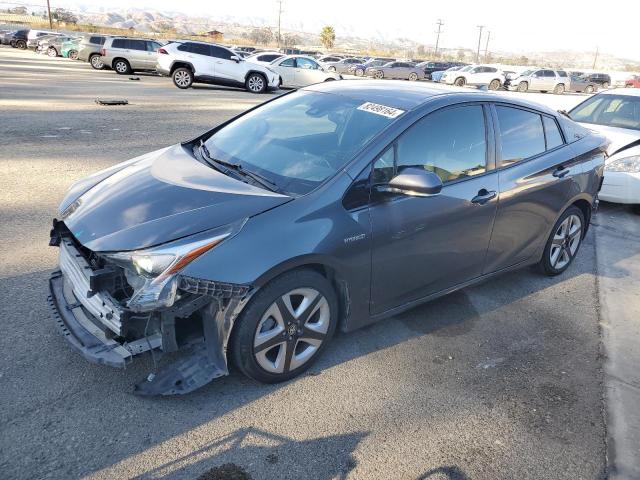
440 64 505 90
569 89 640 213
157 41 279 93
245 51 285 65
269 55 341 88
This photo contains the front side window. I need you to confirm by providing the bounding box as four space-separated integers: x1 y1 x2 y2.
496 106 546 165
296 57 319 69
570 95 640 130
210 46 233 60
391 105 487 183
204 91 398 195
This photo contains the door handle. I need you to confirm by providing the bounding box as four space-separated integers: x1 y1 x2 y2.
553 166 570 178
471 189 497 205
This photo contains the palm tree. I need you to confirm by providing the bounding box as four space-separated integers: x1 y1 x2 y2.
320 26 336 50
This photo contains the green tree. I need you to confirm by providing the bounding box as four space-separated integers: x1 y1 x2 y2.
320 26 336 50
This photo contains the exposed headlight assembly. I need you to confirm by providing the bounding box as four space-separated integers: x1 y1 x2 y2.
605 155 640 173
104 219 246 312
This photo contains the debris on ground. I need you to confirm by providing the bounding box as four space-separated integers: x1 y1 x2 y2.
95 98 129 106
129 77 140 81
198 463 252 480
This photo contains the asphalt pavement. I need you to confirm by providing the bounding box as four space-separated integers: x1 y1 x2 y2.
0 47 631 480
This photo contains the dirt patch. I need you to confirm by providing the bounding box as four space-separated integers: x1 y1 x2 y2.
198 463 252 480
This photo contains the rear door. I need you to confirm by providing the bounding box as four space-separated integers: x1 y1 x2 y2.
181 42 215 76
484 104 577 272
529 70 545 90
144 41 162 69
369 103 499 314
126 39 148 69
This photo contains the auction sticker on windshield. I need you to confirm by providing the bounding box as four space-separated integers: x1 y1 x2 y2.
357 102 405 119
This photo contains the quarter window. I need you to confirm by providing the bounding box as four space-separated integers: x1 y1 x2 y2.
496 106 546 165
279 57 295 67
543 116 564 149
394 105 487 183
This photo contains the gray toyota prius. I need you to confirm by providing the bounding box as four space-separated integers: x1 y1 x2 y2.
49 81 606 395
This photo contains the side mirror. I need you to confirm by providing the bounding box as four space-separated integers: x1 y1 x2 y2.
231 55 241 63
377 168 443 197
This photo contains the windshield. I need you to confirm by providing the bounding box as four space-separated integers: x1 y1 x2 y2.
460 66 474 72
519 70 532 76
203 90 399 195
570 94 640 131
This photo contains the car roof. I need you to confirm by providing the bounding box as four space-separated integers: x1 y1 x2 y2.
303 79 565 113
597 88 640 97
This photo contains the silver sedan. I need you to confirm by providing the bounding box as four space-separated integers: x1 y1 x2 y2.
367 61 423 81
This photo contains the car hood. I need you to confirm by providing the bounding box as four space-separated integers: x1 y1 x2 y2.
61 144 291 252
578 123 640 157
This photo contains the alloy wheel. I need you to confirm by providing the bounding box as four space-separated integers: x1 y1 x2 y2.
174 70 191 87
47 47 57 57
409 73 418 81
253 288 330 374
247 74 265 93
489 79 500 90
549 214 582 270
115 61 128 73
90 55 104 69
585 85 594 94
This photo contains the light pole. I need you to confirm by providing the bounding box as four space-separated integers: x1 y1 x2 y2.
47 0 53 29
434 19 444 57
276 0 283 48
476 25 484 63
484 30 491 61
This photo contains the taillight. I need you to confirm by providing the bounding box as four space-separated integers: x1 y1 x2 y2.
158 48 168 54
100 48 105 56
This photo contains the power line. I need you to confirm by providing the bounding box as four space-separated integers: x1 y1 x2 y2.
434 19 443 56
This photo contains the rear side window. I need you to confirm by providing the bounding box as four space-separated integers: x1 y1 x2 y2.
496 106 546 165
89 36 105 45
111 38 127 49
543 116 564 149
395 105 487 183
128 40 147 51
187 43 211 56
557 70 568 77
258 54 280 62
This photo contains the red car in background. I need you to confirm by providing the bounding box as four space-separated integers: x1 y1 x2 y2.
626 75 640 88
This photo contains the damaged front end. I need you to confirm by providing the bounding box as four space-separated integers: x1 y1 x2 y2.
48 220 253 395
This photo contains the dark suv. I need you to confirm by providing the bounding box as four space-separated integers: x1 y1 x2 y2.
417 61 467 80
9 29 28 49
583 73 611 89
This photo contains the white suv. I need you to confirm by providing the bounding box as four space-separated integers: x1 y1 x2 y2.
441 65 505 90
157 41 280 93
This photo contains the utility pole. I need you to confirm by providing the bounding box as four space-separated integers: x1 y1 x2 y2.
592 46 599 69
276 0 283 49
484 30 491 61
46 0 53 29
434 19 444 57
476 25 484 63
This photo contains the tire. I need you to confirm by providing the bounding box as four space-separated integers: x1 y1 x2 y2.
89 54 104 70
16 39 26 50
324 77 336 82
113 59 131 75
328 66 336 72
68 50 78 60
517 81 528 93
454 77 465 87
585 85 594 94
602 82 609 89
553 83 565 95
355 68 364 76
488 79 501 90
374 71 384 79
172 67 193 89
631 205 640 215
246 72 267 93
230 269 338 383
47 46 57 57
540 90 548 94
538 206 586 276
408 72 418 81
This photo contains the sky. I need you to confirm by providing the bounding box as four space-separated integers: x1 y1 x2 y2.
27 0 640 60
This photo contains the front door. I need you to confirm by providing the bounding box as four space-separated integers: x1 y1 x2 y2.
369 103 498 315
210 45 239 82
293 57 322 86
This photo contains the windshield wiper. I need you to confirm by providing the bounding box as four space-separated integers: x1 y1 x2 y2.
198 140 281 193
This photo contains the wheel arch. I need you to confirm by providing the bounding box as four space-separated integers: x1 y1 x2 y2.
111 56 129 68
244 69 267 82
170 61 194 74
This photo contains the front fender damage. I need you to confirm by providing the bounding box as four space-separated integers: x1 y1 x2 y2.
134 284 254 396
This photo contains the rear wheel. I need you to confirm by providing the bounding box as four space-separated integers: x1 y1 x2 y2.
374 70 384 79
408 72 418 81
47 46 57 57
89 54 104 70
172 67 193 89
355 68 364 76
113 59 131 74
553 83 565 95
538 206 585 276
246 72 267 93
231 269 338 383
16 39 26 49
68 50 78 60
602 82 609 89
454 77 466 87
488 79 501 90
585 85 594 94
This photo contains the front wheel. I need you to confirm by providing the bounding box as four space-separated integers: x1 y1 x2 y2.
408 72 418 81
553 84 565 95
47 46 57 57
585 85 594 94
454 77 465 87
172 67 193 89
68 50 78 60
517 81 528 92
374 71 384 79
246 73 267 93
230 269 338 383
602 82 609 89
538 206 585 276
16 39 26 49
113 59 131 74
355 68 364 76
488 79 501 90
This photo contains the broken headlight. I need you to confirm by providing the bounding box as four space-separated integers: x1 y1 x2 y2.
104 220 246 312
